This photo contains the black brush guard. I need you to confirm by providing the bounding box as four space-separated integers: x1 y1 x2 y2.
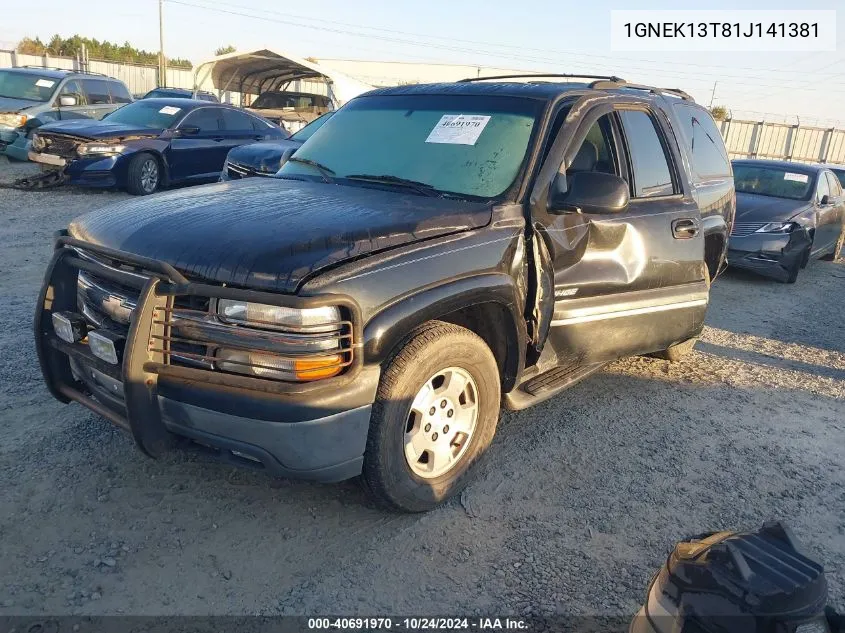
34 235 363 458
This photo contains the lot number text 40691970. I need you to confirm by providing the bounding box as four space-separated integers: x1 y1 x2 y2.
623 22 819 39
307 617 529 630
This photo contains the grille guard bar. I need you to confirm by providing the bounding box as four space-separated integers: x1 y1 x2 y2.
35 236 364 458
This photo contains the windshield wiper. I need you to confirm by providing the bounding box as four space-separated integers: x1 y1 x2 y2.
286 156 335 182
345 174 443 198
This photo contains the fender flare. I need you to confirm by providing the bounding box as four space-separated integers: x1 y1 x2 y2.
363 273 527 391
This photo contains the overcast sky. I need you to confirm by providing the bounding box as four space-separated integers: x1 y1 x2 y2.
1 0 843 125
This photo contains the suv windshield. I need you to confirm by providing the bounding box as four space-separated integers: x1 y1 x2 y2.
0 70 58 102
103 101 185 128
733 164 813 201
278 94 540 198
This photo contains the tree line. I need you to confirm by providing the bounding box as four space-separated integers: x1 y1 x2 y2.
16 35 193 69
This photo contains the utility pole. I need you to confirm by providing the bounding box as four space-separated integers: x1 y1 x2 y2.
158 0 166 87
708 81 717 108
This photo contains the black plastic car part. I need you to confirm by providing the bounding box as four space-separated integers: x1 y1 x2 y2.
630 521 832 633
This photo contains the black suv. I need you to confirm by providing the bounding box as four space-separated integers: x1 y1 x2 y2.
35 76 734 512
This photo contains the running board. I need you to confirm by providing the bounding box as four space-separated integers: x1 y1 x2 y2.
503 362 607 411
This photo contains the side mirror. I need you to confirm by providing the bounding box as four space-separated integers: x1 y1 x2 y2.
820 194 831 206
58 95 78 107
549 171 630 215
277 146 297 169
178 125 200 136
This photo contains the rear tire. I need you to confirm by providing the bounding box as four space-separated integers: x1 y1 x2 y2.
361 321 501 513
126 153 160 196
653 337 698 362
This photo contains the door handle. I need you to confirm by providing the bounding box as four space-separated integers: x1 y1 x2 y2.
253 135 265 141
672 218 699 239
212 136 225 142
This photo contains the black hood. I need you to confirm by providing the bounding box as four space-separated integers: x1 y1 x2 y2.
735 192 811 223
39 119 163 140
68 177 492 293
226 139 302 174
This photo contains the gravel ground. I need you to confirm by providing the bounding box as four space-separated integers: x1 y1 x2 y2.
1 156 843 618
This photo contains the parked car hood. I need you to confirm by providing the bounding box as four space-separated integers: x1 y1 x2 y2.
38 119 163 140
68 177 492 293
0 96 42 113
226 139 302 174
735 192 810 223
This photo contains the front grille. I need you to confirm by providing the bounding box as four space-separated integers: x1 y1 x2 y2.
72 247 353 380
730 222 767 237
41 134 82 159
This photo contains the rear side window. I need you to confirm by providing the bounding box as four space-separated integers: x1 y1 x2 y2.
222 108 256 131
109 81 132 104
81 79 113 105
825 172 842 197
674 104 731 178
618 110 675 198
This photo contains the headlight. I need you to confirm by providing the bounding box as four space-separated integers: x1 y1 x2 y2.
755 222 796 234
217 300 340 332
77 143 126 156
31 133 45 151
0 112 28 128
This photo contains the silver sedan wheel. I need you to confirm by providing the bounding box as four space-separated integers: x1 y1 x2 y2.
404 367 479 479
140 158 159 193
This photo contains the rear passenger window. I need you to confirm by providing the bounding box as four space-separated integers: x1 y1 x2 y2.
674 105 731 177
222 108 256 131
109 82 133 104
81 79 113 105
618 110 675 198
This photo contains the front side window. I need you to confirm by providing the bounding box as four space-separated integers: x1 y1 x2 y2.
825 172 842 197
0 71 58 102
57 80 86 106
567 116 617 176
181 108 223 132
816 170 831 204
277 94 540 199
732 164 813 200
831 169 845 190
102 100 184 128
618 110 675 197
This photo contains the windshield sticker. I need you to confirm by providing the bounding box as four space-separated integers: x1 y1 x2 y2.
784 172 809 183
425 114 491 146
35 79 56 88
159 106 182 115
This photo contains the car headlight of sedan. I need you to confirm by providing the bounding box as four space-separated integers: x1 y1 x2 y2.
77 143 126 156
0 112 28 128
212 300 347 381
755 222 797 234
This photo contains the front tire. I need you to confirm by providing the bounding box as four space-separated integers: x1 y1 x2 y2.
362 321 501 513
821 229 844 261
126 153 160 195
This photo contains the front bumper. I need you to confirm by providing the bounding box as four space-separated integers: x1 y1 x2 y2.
727 229 811 282
35 237 376 482
28 152 122 188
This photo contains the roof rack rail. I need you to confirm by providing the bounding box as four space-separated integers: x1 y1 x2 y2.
18 65 107 77
458 73 625 83
589 79 695 102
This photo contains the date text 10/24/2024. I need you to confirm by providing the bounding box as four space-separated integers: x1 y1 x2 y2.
307 618 529 630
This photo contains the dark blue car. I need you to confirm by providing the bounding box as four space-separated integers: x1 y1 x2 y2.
28 98 285 195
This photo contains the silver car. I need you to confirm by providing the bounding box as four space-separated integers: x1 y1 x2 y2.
0 67 132 161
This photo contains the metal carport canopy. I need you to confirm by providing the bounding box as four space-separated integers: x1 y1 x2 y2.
193 49 374 106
